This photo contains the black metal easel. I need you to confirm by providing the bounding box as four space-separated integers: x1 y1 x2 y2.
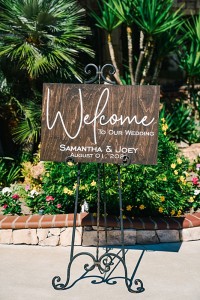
52 64 144 293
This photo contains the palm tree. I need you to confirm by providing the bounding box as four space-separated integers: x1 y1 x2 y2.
151 28 184 84
179 13 200 88
90 0 183 86
0 0 94 154
133 0 183 84
178 13 200 116
107 0 136 85
0 0 93 83
90 0 123 84
11 98 41 153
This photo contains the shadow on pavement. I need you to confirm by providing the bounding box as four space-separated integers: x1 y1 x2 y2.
117 242 183 252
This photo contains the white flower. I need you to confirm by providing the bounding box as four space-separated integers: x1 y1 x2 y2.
29 190 39 198
194 189 200 196
1 187 12 195
196 164 200 171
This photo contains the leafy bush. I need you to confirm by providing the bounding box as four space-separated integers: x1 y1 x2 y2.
120 121 195 217
30 120 198 217
0 186 22 215
189 155 200 211
28 162 99 214
160 102 200 144
0 158 21 187
1 119 198 217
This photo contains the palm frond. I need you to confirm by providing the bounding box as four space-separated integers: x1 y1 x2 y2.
90 0 122 33
106 0 135 26
0 0 94 80
133 0 183 36
184 13 200 42
11 99 41 144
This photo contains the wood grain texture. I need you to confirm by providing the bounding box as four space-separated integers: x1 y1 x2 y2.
40 84 160 165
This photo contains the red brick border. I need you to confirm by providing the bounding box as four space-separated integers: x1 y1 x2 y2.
0 212 199 230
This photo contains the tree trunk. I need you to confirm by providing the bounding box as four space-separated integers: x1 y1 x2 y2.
140 37 155 85
135 31 145 84
189 78 199 118
107 33 123 85
126 26 135 85
135 51 144 85
151 58 163 84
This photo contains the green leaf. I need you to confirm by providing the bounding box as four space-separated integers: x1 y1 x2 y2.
133 0 183 36
0 0 94 79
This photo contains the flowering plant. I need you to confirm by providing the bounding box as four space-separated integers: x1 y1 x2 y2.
189 156 200 211
20 148 44 191
37 122 199 217
120 121 198 217
0 186 22 215
1 121 199 217
21 183 63 214
31 160 97 215
30 193 64 214
22 184 41 213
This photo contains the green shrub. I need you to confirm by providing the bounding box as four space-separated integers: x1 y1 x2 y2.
31 120 197 217
160 102 200 144
0 186 22 215
30 162 99 214
120 122 194 217
0 158 21 187
189 155 200 211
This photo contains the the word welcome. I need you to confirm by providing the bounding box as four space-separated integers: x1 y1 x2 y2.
46 87 155 144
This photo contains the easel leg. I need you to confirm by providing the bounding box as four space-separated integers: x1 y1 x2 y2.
52 162 82 289
117 164 144 293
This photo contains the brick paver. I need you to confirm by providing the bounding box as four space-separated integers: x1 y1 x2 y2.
0 212 199 230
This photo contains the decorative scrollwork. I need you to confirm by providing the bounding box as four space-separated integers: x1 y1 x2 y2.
101 64 116 84
84 64 99 84
93 252 144 293
97 253 114 273
122 155 131 166
52 252 96 290
52 251 144 293
52 276 66 290
84 262 96 272
132 279 145 293
84 64 116 84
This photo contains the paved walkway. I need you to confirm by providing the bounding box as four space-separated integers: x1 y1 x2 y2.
0 241 200 300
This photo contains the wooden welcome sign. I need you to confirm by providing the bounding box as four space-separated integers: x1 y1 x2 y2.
40 84 160 165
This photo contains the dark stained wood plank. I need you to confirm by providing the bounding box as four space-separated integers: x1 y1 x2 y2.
40 84 160 165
